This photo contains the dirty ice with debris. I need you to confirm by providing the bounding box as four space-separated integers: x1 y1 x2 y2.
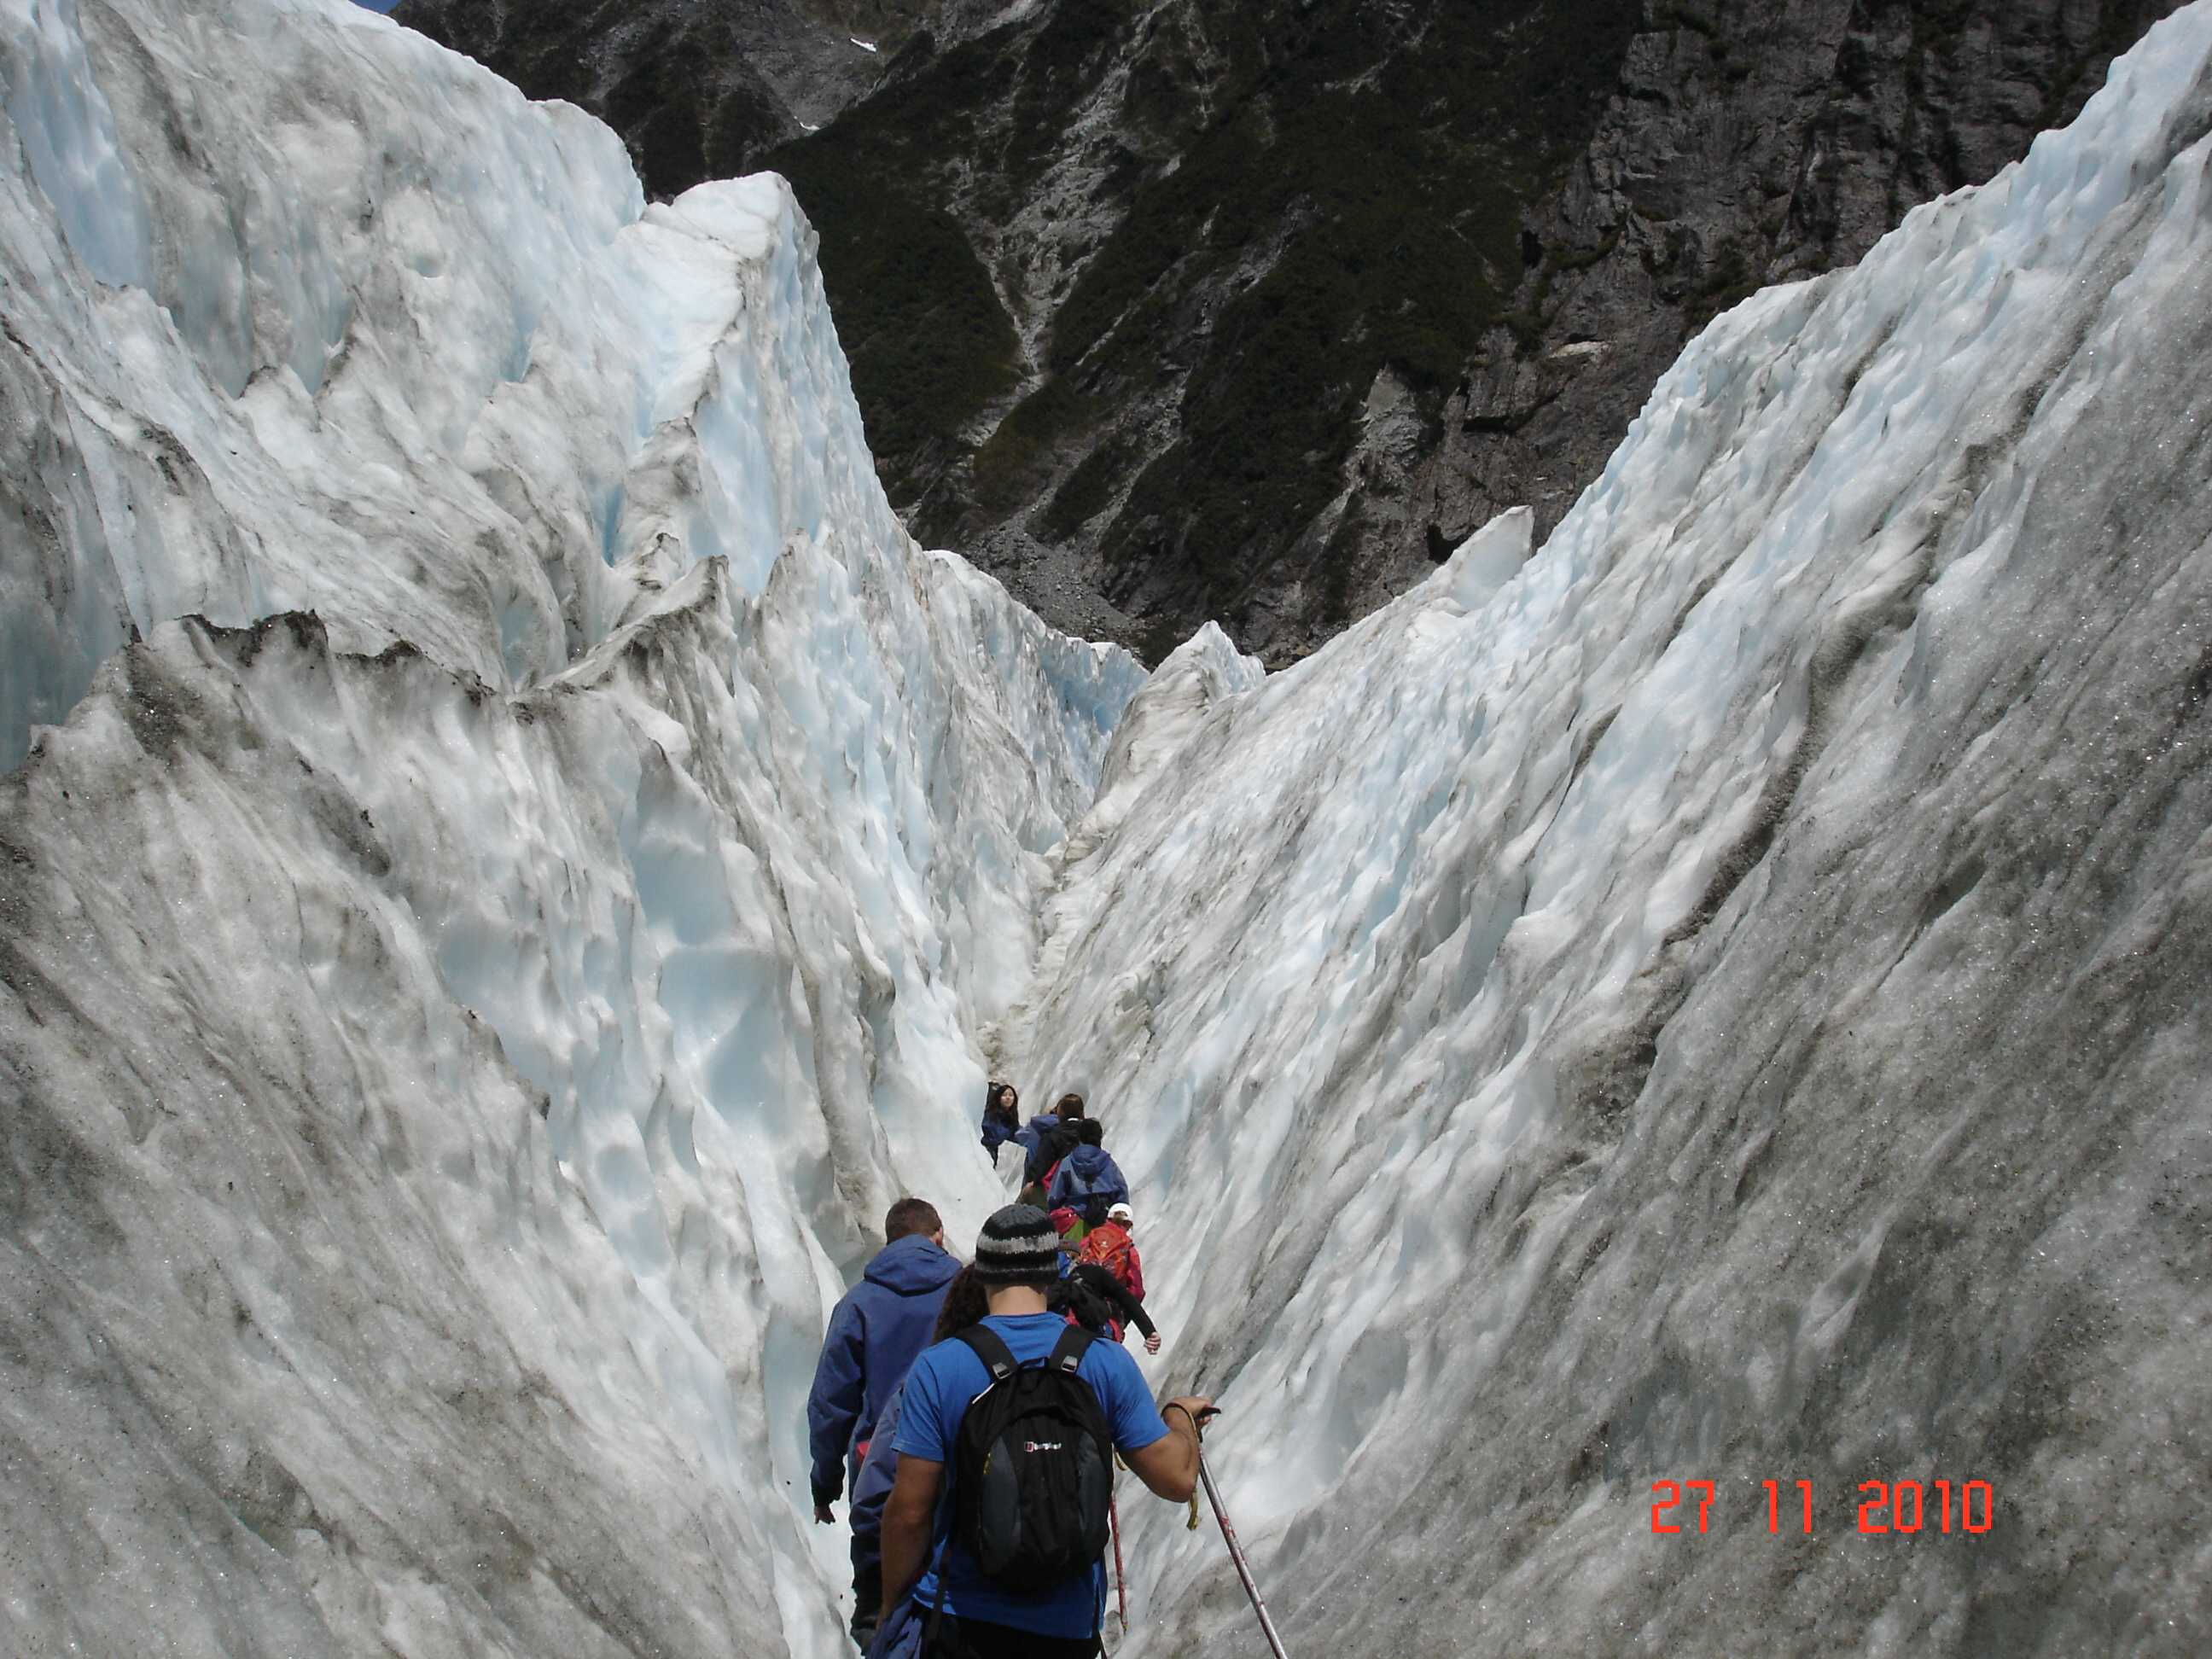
3 0 2209 1655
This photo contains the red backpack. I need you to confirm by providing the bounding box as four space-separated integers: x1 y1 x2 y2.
1077 1223 1144 1304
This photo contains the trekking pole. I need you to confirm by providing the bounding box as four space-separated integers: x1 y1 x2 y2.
1109 1492 1130 1638
1196 1446 1291 1659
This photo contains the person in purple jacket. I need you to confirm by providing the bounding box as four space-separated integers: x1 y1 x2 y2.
809 1198 960 1533
848 1266 989 1651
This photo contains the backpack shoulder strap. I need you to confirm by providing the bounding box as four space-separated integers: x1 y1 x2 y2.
1045 1324 1095 1374
955 1324 1019 1383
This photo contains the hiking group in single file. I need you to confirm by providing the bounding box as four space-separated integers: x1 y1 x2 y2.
806 1086 1212 1657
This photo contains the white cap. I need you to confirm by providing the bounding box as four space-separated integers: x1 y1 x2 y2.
1107 1202 1133 1222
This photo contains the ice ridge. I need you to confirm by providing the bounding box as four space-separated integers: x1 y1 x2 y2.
1006 4 2212 1652
0 1 1138 1655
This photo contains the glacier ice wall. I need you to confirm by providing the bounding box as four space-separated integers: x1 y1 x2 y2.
1006 7 2212 1654
9 0 2212 1652
0 0 1139 1654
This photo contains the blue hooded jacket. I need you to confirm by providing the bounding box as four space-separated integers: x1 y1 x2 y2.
1046 1144 1130 1222
1022 1110 1092 1185
807 1234 958 1503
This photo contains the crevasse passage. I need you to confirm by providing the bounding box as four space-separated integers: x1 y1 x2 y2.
3 0 2211 1656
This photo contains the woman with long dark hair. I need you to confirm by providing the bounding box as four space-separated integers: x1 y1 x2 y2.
978 1082 1021 1158
850 1268 991 1653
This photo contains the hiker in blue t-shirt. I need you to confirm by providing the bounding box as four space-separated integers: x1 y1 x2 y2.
877 1204 1212 1657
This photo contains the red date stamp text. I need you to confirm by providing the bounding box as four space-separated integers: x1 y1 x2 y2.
1650 1479 1994 1534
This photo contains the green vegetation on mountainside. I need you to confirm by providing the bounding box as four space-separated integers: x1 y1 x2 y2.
771 0 1642 643
1071 0 1644 626
764 28 1032 498
764 3 1136 503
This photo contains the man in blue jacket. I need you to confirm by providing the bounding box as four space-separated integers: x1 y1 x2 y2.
809 1198 960 1530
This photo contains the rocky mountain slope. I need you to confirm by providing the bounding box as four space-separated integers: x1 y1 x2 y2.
781 0 2191 662
1416 0 2191 643
388 0 946 193
405 0 2182 663
762 0 1650 655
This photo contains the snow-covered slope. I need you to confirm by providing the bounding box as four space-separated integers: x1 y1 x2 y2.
0 1 1138 1654
1007 8 2212 1653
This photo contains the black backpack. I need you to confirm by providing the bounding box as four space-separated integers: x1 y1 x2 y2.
1027 1121 1080 1185
946 1324 1114 1588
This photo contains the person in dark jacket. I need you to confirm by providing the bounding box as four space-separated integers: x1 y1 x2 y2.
1056 1256 1161 1353
850 1385 912 1653
848 1266 989 1652
1016 1092 1086 1202
978 1082 1020 1158
808 1198 959 1529
1045 1120 1130 1225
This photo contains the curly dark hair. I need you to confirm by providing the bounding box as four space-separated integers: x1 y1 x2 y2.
930 1266 991 1342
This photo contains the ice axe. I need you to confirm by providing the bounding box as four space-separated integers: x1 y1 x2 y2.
1179 1408 1292 1659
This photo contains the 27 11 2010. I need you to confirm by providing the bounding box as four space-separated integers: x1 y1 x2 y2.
1650 1478 1994 1534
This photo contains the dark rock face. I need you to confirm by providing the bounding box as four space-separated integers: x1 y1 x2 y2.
797 0 2189 662
1412 0 2184 619
765 0 1650 655
402 0 2182 663
387 0 941 195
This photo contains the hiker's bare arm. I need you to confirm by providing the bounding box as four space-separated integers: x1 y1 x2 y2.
882 1456 945 1610
1126 1396 1213 1502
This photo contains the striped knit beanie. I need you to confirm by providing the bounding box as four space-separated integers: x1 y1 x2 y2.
972 1203 1062 1286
